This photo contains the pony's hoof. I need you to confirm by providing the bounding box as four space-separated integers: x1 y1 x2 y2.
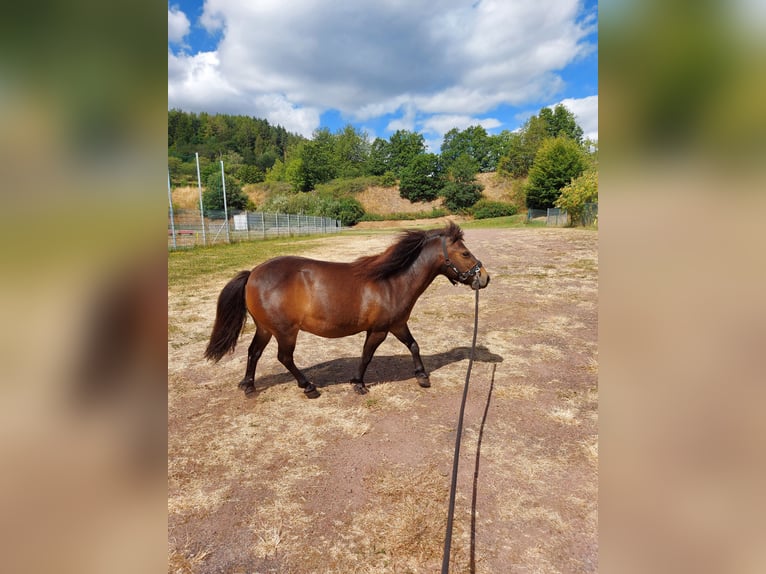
352 382 369 395
417 376 431 388
239 381 256 396
303 384 320 399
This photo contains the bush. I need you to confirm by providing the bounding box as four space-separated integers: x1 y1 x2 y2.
471 199 518 219
261 189 365 226
381 171 397 187
316 176 382 196
525 136 589 209
399 153 444 202
324 197 365 226
236 164 265 184
359 208 447 222
554 168 598 226
441 181 483 212
202 172 250 213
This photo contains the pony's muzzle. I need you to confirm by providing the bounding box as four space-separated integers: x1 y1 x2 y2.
471 267 490 290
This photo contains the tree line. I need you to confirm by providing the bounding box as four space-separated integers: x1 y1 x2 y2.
168 105 597 220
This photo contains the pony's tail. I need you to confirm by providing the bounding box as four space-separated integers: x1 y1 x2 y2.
204 270 251 363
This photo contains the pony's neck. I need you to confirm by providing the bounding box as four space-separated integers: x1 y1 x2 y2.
394 235 444 298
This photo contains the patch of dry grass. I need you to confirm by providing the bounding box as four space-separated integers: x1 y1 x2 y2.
306 463 449 573
168 540 211 574
356 185 444 215
171 186 203 210
168 227 598 573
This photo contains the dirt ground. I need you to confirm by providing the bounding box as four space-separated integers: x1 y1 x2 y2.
168 227 598 573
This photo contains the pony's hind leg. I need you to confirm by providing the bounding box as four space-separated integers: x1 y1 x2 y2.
239 326 272 396
275 332 320 399
351 330 388 395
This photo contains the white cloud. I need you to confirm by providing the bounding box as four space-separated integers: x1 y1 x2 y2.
168 6 190 45
168 0 596 137
168 51 239 106
555 95 598 141
167 51 319 137
385 104 417 133
420 115 501 136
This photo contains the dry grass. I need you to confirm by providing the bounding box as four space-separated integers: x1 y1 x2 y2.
168 540 211 574
170 183 267 212
171 186 203 210
356 185 445 215
168 227 598 573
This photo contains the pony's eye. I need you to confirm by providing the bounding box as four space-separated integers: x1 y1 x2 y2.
462 251 470 257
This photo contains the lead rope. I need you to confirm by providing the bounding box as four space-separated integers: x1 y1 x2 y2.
441 287 480 574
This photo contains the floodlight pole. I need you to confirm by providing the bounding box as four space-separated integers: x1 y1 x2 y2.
221 160 230 243
196 152 207 246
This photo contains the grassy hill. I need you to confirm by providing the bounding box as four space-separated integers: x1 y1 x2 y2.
171 172 526 224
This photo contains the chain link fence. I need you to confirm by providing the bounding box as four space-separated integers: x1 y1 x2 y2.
168 209 342 250
581 202 598 226
526 203 598 227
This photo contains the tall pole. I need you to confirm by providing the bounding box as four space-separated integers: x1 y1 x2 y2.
220 160 230 243
167 169 177 249
196 152 206 246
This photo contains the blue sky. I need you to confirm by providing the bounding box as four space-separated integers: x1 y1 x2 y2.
168 0 597 151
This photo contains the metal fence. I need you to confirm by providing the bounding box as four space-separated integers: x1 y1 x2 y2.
545 208 569 226
581 203 598 226
168 209 342 249
526 207 570 226
526 203 598 227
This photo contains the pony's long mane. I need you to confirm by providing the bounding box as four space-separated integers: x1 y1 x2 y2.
353 222 464 281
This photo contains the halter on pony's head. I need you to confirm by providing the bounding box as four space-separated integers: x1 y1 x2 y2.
440 234 483 286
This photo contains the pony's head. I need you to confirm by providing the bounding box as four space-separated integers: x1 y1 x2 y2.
439 222 490 290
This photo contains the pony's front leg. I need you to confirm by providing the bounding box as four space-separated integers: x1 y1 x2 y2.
352 330 388 394
391 324 430 388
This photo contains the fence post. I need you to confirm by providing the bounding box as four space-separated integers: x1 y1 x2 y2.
168 169 177 249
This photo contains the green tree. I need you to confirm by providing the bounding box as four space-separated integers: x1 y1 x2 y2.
497 113 550 177
388 130 426 176
497 105 584 178
441 125 494 173
333 124 370 179
554 168 598 225
544 104 584 143
486 130 514 171
236 164 264 184
295 128 336 191
284 154 306 191
265 158 286 182
202 171 250 213
167 110 305 171
367 137 391 175
441 153 484 212
525 137 589 209
399 153 444 202
254 148 278 172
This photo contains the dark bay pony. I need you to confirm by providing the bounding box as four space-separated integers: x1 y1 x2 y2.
204 222 489 398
